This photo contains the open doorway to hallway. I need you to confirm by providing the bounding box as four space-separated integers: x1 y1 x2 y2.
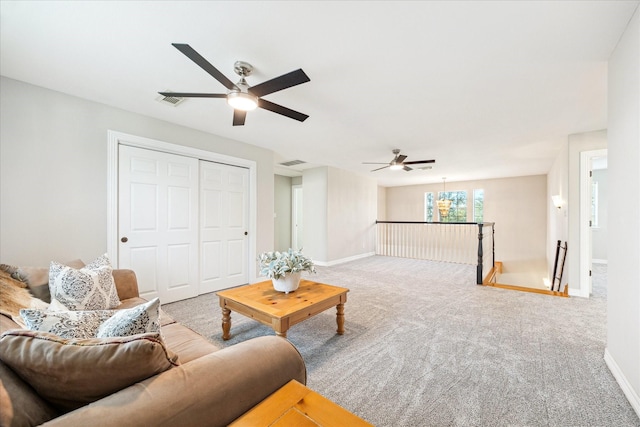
590 154 608 297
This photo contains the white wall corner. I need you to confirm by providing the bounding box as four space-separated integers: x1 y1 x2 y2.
604 348 640 418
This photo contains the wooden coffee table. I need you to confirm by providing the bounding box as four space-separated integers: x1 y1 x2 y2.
229 379 373 426
216 280 349 339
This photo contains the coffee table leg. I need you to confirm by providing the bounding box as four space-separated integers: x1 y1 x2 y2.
275 330 288 339
222 307 231 340
336 303 345 335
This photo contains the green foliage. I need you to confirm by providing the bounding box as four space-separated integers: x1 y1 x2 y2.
258 248 316 279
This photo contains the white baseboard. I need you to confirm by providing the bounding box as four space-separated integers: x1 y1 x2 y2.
313 252 375 267
568 287 588 297
604 348 640 418
592 259 608 265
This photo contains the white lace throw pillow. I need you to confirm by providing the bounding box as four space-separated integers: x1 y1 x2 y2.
48 253 120 311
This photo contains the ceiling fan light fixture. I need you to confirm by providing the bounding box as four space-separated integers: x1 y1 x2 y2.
227 91 258 111
389 163 403 171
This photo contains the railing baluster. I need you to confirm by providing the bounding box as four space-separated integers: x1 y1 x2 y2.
375 221 495 283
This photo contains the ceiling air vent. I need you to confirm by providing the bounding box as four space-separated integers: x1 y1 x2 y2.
156 92 185 107
280 160 306 167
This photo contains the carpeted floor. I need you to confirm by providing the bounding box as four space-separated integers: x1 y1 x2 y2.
163 256 639 427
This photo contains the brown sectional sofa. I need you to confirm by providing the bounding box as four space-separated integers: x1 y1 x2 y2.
0 269 307 427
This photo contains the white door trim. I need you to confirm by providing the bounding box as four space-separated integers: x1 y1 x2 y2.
579 148 607 298
107 130 258 282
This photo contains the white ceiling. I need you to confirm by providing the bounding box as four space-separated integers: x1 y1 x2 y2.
1 1 637 187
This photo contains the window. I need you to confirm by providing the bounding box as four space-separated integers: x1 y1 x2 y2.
424 192 434 222
438 191 467 222
473 189 484 222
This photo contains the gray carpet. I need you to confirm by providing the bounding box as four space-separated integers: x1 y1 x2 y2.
163 256 639 427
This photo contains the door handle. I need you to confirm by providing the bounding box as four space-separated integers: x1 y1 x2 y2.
121 237 128 243
244 231 248 236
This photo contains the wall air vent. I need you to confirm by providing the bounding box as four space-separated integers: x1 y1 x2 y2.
156 92 185 107
280 160 306 167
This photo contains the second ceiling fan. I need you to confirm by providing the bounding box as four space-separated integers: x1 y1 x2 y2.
159 43 310 126
364 149 436 172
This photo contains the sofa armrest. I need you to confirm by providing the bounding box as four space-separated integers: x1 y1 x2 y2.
111 269 139 300
41 336 306 427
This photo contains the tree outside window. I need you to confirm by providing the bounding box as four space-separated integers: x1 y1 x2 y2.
424 192 434 222
473 189 484 222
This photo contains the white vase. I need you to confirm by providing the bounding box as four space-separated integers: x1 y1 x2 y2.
271 272 302 294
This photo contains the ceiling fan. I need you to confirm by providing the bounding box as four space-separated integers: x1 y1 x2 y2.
364 149 436 172
159 43 310 126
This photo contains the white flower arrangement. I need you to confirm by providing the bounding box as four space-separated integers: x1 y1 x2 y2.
258 248 316 280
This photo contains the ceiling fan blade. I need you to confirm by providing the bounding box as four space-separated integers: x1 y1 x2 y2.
403 159 436 165
362 162 390 165
371 165 390 172
159 92 226 98
232 110 247 126
172 43 238 91
396 155 407 163
249 69 310 97
403 165 413 171
258 99 309 122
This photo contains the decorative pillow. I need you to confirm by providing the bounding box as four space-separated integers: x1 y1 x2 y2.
20 298 161 339
20 308 115 339
0 330 180 412
96 298 160 338
49 253 120 311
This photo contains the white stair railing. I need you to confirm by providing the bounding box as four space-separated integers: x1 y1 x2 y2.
376 221 495 284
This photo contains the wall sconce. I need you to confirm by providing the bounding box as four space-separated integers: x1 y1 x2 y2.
551 195 563 209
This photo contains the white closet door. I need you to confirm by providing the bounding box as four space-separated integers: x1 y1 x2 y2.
200 160 249 293
118 145 199 303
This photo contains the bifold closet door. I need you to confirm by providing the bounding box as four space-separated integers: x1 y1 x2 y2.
199 160 250 293
118 145 199 303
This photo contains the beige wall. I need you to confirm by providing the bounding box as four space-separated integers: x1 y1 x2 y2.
385 175 547 264
606 5 640 415
0 77 275 266
302 167 328 262
377 186 387 220
302 166 377 264
327 168 377 262
274 174 292 252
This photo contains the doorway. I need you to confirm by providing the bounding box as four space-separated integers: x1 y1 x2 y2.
580 148 608 297
292 185 303 250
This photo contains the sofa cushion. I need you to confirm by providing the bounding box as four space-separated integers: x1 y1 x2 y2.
49 254 120 311
0 361 59 426
161 322 219 363
0 330 179 413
